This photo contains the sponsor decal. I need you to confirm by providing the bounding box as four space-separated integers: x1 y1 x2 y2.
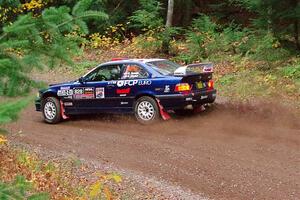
64 102 73 106
73 87 94 99
108 80 117 85
64 95 73 100
120 102 129 105
123 72 140 79
116 80 152 87
117 80 138 87
95 87 105 99
116 88 131 94
138 80 152 86
164 85 170 93
57 89 73 97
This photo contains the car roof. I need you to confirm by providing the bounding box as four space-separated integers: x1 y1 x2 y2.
94 58 170 78
130 58 166 63
101 58 167 66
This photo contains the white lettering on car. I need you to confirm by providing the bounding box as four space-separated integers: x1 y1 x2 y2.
138 80 151 86
57 89 73 96
164 85 170 93
116 80 152 87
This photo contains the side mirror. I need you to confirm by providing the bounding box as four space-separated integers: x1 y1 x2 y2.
78 77 85 84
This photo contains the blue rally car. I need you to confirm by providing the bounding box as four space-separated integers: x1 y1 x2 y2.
35 59 217 124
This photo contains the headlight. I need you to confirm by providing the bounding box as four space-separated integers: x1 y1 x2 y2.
36 92 40 98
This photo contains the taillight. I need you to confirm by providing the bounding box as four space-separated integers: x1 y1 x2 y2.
175 83 191 92
208 80 214 89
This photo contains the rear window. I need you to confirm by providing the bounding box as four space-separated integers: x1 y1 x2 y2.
146 60 181 75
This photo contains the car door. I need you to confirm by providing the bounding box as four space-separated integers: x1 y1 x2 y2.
115 63 151 109
73 64 122 113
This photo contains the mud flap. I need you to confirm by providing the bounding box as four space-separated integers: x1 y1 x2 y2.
60 100 69 120
156 98 171 120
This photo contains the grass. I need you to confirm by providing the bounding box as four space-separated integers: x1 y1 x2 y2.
73 60 98 75
216 66 300 107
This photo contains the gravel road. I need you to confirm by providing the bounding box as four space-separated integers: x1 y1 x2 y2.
5 100 300 200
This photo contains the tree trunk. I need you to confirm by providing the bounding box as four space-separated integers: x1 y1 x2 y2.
162 0 174 54
166 0 174 27
294 19 300 50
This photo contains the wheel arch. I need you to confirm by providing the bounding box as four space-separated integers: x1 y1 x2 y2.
42 91 59 100
135 92 156 101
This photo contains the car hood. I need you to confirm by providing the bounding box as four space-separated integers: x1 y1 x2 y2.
49 80 77 87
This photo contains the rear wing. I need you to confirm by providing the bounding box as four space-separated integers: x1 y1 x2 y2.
174 63 214 76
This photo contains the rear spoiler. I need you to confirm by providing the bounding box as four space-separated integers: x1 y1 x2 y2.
174 63 214 76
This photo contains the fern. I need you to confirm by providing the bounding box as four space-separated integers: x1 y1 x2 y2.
129 0 163 30
72 0 93 16
0 0 108 97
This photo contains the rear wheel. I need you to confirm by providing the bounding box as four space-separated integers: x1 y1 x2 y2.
134 96 160 124
42 97 62 124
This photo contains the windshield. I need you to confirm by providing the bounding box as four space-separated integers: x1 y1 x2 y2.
146 60 181 75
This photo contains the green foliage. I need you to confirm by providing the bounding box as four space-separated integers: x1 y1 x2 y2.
176 14 293 70
0 0 20 7
0 0 107 97
230 0 300 49
280 64 300 80
248 32 291 68
74 60 98 74
0 176 49 200
216 25 249 55
160 26 182 54
219 74 236 86
0 96 32 124
183 14 218 61
129 0 163 30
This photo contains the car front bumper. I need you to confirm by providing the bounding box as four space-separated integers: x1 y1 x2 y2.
156 89 217 110
35 98 41 111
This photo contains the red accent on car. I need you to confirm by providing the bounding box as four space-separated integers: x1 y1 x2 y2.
203 66 213 73
156 98 171 120
175 83 191 92
116 88 131 94
60 100 69 120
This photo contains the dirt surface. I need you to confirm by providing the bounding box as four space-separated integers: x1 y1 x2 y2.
4 100 300 200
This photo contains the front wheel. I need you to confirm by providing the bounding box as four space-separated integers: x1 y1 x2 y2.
134 96 160 124
42 97 62 124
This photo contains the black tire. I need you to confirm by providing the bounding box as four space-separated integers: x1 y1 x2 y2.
134 96 160 124
42 97 62 124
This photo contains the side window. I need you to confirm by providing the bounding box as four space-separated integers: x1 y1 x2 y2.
121 64 149 79
85 65 122 82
